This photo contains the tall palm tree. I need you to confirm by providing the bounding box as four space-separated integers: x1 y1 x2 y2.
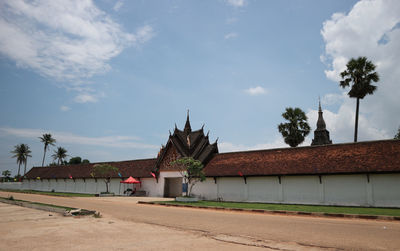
340 57 379 142
52 147 68 165
278 107 311 147
39 133 56 166
11 144 31 177
20 144 32 175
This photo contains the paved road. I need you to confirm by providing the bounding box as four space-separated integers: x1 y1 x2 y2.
1 191 399 250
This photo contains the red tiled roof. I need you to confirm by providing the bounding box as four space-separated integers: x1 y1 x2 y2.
204 140 400 177
25 140 400 179
25 158 156 179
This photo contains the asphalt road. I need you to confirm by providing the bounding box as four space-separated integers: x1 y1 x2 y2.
1 191 399 250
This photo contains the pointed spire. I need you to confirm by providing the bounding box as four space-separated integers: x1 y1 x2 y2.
318 96 322 112
184 109 192 134
317 99 326 130
312 98 332 146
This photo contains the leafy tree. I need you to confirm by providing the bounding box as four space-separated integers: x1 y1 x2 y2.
82 159 90 164
395 127 400 140
52 147 68 165
11 144 32 177
278 107 311 147
39 133 56 166
69 156 82 165
171 157 205 197
91 164 119 194
340 57 379 142
2 170 11 181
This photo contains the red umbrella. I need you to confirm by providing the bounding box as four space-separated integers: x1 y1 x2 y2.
120 176 141 195
120 176 141 184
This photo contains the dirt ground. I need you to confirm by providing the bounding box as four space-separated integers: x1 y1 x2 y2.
1 191 400 250
0 203 267 251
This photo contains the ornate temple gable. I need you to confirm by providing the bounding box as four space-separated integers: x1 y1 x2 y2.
311 100 332 146
158 142 181 171
154 112 219 172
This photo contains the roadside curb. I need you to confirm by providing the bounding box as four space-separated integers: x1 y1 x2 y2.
138 201 400 221
0 197 67 214
0 197 96 216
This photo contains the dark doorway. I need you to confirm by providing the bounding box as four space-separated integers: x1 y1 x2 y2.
164 177 182 197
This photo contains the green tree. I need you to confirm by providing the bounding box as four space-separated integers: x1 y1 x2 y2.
278 107 311 147
340 57 379 142
39 133 56 166
395 127 400 140
11 144 32 177
21 144 32 175
2 170 11 181
69 156 82 165
171 157 205 197
82 159 90 164
52 147 68 165
91 164 119 194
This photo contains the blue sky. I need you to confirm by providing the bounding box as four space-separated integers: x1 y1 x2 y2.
1 0 399 176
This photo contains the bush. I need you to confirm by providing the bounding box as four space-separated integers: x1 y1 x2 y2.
8 195 14 201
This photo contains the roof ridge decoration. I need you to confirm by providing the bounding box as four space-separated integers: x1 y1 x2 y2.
311 99 332 146
154 112 219 172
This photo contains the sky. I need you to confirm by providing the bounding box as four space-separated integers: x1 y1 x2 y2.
1 0 399 176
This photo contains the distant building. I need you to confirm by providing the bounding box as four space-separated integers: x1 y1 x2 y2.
311 100 332 146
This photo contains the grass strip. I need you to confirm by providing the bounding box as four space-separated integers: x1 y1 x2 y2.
0 189 95 197
153 200 400 217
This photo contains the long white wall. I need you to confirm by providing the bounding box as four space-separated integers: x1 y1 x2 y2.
191 174 400 207
3 173 400 207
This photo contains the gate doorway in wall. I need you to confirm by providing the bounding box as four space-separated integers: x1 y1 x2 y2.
164 177 182 198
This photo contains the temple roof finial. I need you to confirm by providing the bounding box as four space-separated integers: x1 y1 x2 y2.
184 109 192 134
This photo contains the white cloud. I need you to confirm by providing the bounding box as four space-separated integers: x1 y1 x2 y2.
0 0 155 102
320 0 400 141
321 93 345 106
244 86 267 96
74 93 98 103
113 0 124 11
0 127 158 150
60 105 70 111
225 0 247 8
224 32 238 40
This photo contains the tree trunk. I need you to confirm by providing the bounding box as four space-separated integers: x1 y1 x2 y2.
24 161 27 176
42 145 46 167
17 163 21 177
354 98 360 142
105 179 109 193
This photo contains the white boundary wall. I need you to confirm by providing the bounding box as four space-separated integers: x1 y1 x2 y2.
191 173 400 207
3 173 400 207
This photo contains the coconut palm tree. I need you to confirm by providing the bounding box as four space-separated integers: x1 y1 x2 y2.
11 144 31 177
52 147 68 165
340 57 379 142
20 144 32 175
39 133 56 166
278 107 311 147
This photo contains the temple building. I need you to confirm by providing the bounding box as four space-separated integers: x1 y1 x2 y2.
311 101 332 146
6 112 399 208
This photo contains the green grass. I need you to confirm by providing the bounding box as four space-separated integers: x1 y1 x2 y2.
0 189 95 197
155 200 400 217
